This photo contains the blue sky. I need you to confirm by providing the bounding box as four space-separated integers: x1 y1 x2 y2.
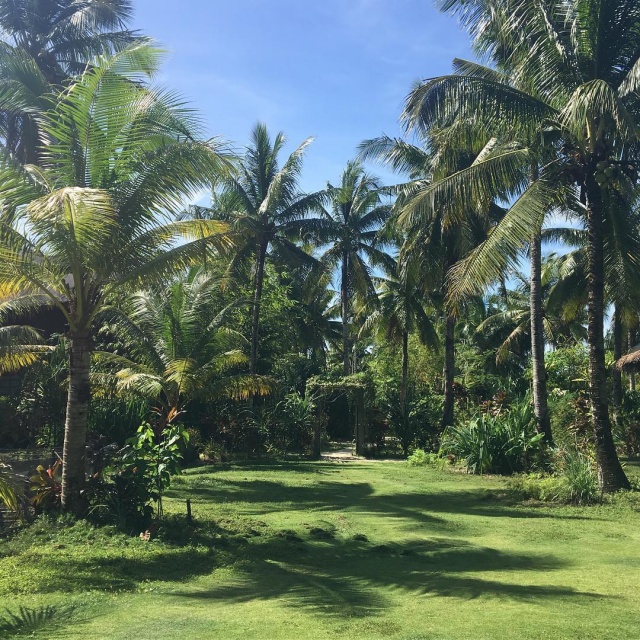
132 0 473 194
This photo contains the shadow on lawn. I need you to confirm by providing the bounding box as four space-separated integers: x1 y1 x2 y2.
21 462 613 623
164 465 609 618
171 468 597 528
173 534 605 619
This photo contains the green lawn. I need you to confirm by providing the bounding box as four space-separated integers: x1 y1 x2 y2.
2 460 640 639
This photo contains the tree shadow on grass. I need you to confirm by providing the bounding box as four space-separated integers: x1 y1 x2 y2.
183 461 337 477
170 473 598 530
0 604 77 637
173 534 607 619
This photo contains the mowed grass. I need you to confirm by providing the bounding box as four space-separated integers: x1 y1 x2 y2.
1 461 640 639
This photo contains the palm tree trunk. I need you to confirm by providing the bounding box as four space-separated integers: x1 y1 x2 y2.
61 331 92 515
612 304 623 424
585 177 629 491
400 329 409 409
530 230 553 444
629 328 637 391
250 241 268 376
341 250 350 376
442 313 455 429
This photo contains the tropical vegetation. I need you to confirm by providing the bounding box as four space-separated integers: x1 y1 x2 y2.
1 2 640 636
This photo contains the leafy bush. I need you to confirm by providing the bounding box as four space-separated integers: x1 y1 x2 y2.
387 393 442 456
440 402 544 475
267 392 318 456
508 474 567 502
407 449 429 466
548 390 592 450
120 423 188 517
30 460 62 513
508 449 601 505
88 423 189 530
406 449 444 468
0 462 23 515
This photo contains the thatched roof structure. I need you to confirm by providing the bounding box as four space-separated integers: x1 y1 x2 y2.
615 345 640 372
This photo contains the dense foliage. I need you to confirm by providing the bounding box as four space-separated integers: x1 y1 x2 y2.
0 1 640 527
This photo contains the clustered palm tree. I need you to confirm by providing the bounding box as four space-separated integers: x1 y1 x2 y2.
402 0 640 490
2 0 640 522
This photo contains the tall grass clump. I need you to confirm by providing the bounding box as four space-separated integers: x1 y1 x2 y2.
556 449 600 505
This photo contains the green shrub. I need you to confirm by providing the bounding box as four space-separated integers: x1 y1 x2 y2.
558 449 600 505
548 390 592 450
508 474 566 502
440 401 544 475
407 449 446 468
407 449 429 466
508 449 601 505
88 423 189 530
267 392 318 456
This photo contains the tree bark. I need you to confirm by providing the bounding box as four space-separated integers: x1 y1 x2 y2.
442 313 455 429
629 328 637 391
400 329 409 410
585 177 629 491
530 230 553 444
61 331 92 515
249 241 268 376
612 304 623 424
341 249 350 376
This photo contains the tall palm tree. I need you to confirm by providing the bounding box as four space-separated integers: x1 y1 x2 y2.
363 130 518 427
196 123 325 376
360 256 438 412
0 0 138 164
0 44 232 514
288 268 341 367
97 268 272 426
405 0 640 490
309 161 393 375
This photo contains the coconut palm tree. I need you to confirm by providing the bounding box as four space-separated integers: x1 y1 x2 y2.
404 0 640 490
0 0 138 164
307 161 393 375
360 256 438 413
0 43 232 514
475 257 588 365
288 268 342 368
97 268 272 426
0 0 136 82
194 123 326 377
363 129 520 427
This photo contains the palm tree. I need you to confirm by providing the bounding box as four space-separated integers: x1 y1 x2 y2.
195 123 325 376
404 0 640 490
288 267 342 368
0 0 136 82
360 256 438 414
97 268 272 426
0 0 137 164
363 130 517 427
0 44 232 514
0 461 22 515
475 257 587 365
309 161 393 374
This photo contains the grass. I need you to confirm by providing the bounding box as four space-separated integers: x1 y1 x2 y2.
1 460 640 639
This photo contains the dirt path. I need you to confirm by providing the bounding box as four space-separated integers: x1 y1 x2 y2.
320 442 361 461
